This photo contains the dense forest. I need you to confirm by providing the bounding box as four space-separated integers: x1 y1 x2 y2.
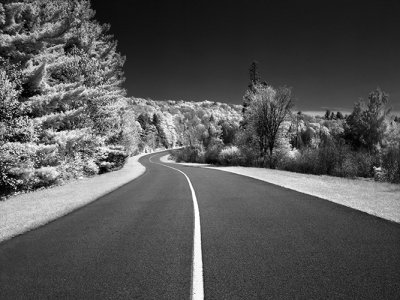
1 0 399 198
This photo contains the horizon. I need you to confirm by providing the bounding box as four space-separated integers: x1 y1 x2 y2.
131 96 400 116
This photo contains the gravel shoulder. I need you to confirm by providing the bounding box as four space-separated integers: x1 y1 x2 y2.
160 155 400 223
0 152 152 243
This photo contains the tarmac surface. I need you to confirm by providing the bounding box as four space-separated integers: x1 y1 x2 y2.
1 151 399 299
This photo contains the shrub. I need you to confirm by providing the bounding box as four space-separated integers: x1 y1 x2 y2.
170 146 205 163
0 142 36 196
316 142 340 175
341 151 375 178
5 167 35 193
381 145 400 183
204 143 223 164
31 167 60 188
57 153 85 180
235 131 259 166
83 159 100 176
282 147 320 174
218 146 242 165
52 129 104 158
34 144 60 167
97 147 128 174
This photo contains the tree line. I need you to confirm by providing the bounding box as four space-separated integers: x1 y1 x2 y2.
173 62 400 183
0 0 243 197
1 1 398 198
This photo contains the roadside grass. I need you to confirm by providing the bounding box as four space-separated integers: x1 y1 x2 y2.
0 153 148 243
161 155 400 223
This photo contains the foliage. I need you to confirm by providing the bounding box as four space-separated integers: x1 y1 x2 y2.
169 79 398 185
218 146 242 166
2 7 399 201
344 88 391 151
0 142 36 195
97 147 128 174
279 143 376 178
243 84 294 167
0 0 130 197
171 146 205 163
129 97 242 153
380 145 400 183
219 120 239 145
204 139 224 164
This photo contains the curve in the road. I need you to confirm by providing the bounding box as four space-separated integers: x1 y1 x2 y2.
149 155 204 300
1 151 399 299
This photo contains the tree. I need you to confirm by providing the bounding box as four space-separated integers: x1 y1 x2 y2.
0 0 129 195
324 109 331 120
0 58 36 144
244 85 294 167
218 120 238 145
152 113 168 148
336 111 344 119
345 88 391 151
243 61 268 115
249 61 261 85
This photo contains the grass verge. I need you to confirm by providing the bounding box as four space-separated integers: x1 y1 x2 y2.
161 155 400 223
0 153 149 243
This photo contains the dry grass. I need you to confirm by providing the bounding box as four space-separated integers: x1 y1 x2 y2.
0 153 148 243
162 155 400 223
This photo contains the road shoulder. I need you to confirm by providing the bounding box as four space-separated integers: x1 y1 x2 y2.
0 153 150 243
160 155 400 223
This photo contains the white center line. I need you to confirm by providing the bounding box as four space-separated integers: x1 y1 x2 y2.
149 154 204 300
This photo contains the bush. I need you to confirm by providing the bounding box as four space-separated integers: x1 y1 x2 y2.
204 143 223 164
339 151 375 178
0 142 36 196
218 146 242 165
280 147 320 174
170 146 205 163
34 144 60 167
280 144 376 178
235 131 259 166
0 143 64 196
57 154 85 180
83 159 100 176
381 145 400 183
97 147 128 174
31 167 60 188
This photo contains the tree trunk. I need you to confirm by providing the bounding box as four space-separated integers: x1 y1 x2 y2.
269 145 275 169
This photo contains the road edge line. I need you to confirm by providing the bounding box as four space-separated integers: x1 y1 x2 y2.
149 155 204 300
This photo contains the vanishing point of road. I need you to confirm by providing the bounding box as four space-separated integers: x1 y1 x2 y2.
1 151 399 299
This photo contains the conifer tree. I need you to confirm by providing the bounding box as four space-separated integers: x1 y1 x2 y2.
0 0 129 194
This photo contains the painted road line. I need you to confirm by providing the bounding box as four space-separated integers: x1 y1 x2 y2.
149 155 204 300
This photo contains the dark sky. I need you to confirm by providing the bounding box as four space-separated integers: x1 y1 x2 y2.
92 0 400 112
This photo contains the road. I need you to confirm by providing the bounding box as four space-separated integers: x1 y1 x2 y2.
1 151 400 299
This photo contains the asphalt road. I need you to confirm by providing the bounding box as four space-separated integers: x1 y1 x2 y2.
1 151 400 299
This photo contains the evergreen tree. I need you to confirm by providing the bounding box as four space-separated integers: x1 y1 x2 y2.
345 88 391 151
0 0 128 194
249 61 260 85
324 109 331 120
336 111 344 119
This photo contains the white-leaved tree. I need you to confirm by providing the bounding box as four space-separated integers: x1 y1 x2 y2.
0 0 128 195
244 84 294 167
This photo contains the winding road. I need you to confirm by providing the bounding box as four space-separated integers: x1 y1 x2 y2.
1 151 400 299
